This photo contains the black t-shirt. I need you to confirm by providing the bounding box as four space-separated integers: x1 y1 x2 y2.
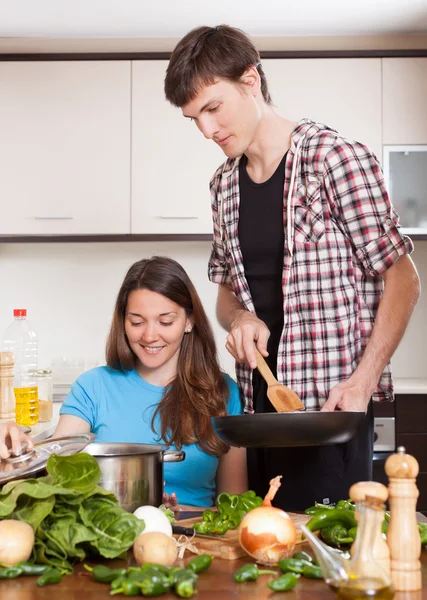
238 153 287 378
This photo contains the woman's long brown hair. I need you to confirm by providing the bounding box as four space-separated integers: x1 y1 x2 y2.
106 256 231 455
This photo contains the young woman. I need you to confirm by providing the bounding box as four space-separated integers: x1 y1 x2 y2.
0 256 247 507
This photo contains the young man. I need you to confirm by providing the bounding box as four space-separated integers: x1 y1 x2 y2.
164 25 420 509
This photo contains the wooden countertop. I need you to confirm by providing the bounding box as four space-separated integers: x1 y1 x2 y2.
1 515 426 599
1 544 426 600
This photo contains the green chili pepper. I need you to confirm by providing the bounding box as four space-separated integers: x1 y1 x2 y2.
304 503 335 515
169 568 198 587
110 579 141 596
111 575 127 591
170 569 198 598
418 522 427 546
268 572 300 592
186 554 213 574
348 527 358 541
135 564 172 576
175 578 197 598
18 563 50 576
88 564 127 584
292 551 313 563
302 563 324 579
138 572 171 596
0 567 23 579
336 499 356 511
306 508 357 533
36 567 63 587
321 524 354 547
233 563 277 583
277 558 307 574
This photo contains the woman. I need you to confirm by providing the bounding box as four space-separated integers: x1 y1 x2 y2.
0 256 247 507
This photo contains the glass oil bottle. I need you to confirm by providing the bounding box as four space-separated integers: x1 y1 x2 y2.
336 496 395 600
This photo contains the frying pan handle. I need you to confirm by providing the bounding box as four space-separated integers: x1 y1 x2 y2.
255 348 277 385
162 450 186 463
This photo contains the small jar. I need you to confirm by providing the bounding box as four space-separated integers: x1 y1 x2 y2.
33 369 53 422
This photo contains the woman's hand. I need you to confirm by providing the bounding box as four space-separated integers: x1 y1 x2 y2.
162 491 181 519
0 422 33 459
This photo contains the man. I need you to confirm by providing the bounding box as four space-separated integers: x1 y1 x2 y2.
164 25 420 509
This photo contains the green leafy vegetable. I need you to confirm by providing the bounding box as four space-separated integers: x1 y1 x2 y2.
0 453 144 571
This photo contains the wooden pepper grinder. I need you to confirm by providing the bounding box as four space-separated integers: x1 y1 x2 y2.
349 480 390 575
385 446 422 591
0 351 16 421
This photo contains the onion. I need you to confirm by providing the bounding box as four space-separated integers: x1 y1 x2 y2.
0 519 35 565
239 475 296 565
133 505 173 537
133 531 178 567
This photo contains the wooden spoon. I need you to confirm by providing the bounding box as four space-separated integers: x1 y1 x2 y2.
255 348 305 412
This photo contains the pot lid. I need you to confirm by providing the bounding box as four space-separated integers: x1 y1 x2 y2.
0 433 95 485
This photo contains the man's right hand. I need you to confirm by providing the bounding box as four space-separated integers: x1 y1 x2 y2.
225 310 270 369
0 422 33 460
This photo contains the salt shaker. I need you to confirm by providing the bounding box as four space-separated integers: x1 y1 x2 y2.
349 480 391 575
385 446 422 591
0 351 16 421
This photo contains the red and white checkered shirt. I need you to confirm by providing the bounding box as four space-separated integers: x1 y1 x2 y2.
208 119 413 413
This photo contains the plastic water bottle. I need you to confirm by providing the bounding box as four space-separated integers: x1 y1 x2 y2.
2 309 39 426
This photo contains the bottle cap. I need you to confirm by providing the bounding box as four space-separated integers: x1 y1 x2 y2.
13 309 27 317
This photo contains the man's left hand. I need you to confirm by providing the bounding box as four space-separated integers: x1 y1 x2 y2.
321 380 371 412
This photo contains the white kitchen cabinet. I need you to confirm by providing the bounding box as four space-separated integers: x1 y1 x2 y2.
131 61 224 234
262 58 383 161
0 61 131 235
382 58 427 145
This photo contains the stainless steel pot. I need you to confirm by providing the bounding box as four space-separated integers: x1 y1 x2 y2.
84 442 185 513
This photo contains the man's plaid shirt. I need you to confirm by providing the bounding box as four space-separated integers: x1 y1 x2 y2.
208 119 413 413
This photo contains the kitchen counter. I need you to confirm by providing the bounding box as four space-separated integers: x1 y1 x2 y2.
1 540 426 600
394 379 427 395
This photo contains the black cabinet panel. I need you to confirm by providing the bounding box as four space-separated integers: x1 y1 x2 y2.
395 394 427 434
396 433 427 471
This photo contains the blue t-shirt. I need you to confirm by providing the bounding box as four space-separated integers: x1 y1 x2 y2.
60 366 242 506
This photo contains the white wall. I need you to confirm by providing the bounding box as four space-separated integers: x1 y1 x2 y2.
0 240 426 382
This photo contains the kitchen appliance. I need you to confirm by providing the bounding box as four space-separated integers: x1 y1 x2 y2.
211 410 365 448
84 443 185 512
372 416 396 487
383 145 427 233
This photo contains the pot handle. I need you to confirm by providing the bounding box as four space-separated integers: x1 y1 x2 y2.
162 450 186 463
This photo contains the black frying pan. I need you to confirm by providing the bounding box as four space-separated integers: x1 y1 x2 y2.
211 410 365 448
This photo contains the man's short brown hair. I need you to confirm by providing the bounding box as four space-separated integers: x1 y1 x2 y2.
164 24 272 107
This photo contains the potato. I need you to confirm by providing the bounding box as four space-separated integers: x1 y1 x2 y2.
133 531 178 567
0 519 35 565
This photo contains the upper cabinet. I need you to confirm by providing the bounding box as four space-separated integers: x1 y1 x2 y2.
382 58 427 145
131 61 224 234
262 59 383 161
0 61 131 235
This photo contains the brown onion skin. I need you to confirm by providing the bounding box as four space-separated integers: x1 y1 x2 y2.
238 507 297 566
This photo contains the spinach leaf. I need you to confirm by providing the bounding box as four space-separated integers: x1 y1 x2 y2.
0 479 80 517
10 495 55 530
46 453 101 494
79 496 145 558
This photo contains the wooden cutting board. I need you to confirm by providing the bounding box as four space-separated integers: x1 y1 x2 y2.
174 512 311 560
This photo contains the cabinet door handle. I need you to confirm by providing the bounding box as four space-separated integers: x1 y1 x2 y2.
157 216 198 220
34 216 74 220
